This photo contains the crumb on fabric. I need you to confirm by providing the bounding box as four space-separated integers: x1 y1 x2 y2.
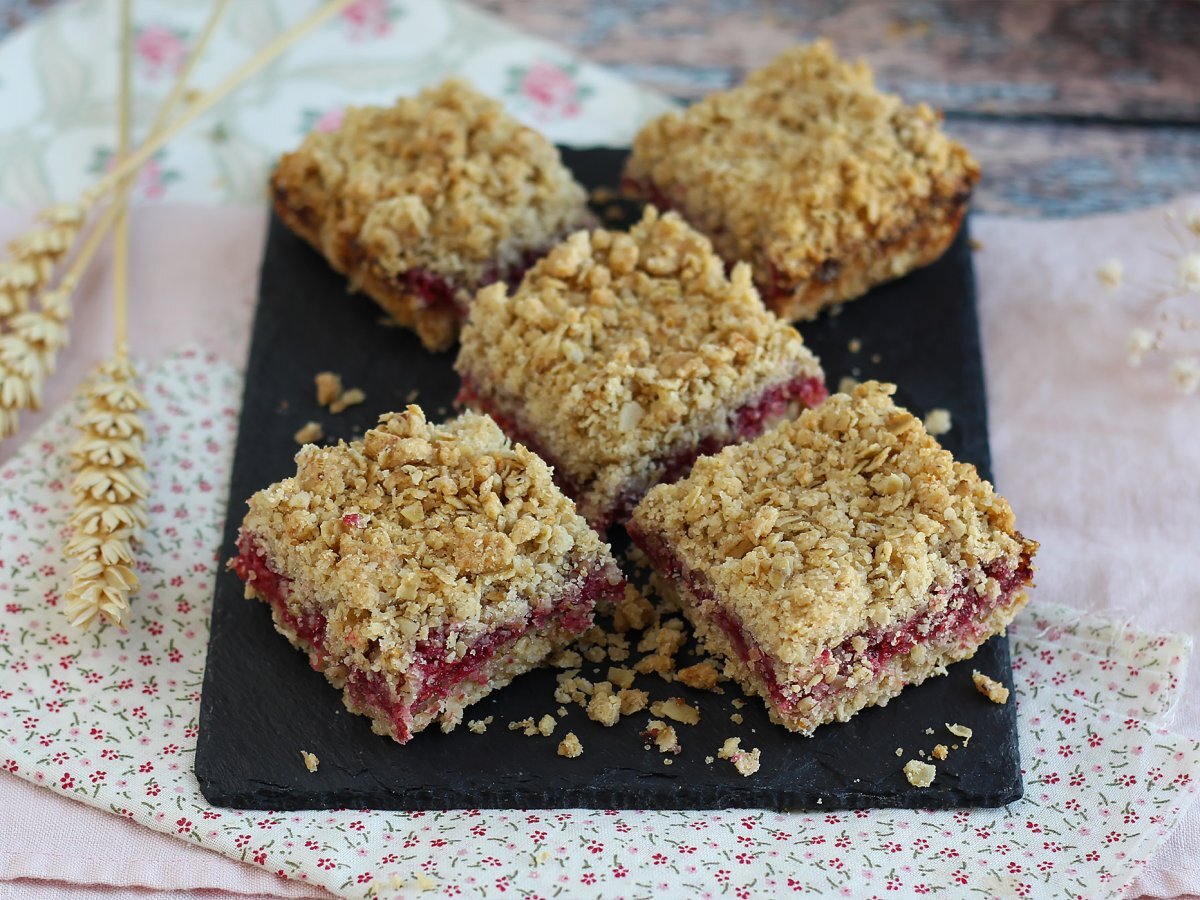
1097 257 1123 290
972 670 1010 704
904 759 936 788
557 732 583 758
923 408 952 436
293 421 324 445
300 750 319 773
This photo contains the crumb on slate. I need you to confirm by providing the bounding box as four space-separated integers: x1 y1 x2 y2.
314 371 342 406
932 744 949 761
946 723 973 746
924 408 952 436
651 697 701 726
973 669 1010 705
676 660 721 691
586 682 622 727
293 421 324 445
643 720 681 755
895 747 903 757
838 375 860 394
558 732 583 758
731 713 744 725
607 666 635 690
300 750 319 773
718 737 761 777
904 759 936 788
848 338 862 353
467 716 493 735
924 727 935 735
537 714 556 736
549 649 582 669
330 386 366 414
618 688 649 715
731 699 745 709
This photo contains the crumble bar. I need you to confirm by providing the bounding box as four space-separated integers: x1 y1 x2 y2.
231 405 625 744
456 206 826 531
271 79 591 351
624 41 980 321
628 381 1036 736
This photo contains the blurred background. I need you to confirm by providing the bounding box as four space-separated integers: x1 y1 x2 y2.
4 0 1198 216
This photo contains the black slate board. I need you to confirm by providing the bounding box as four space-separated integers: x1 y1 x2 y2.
196 147 1021 811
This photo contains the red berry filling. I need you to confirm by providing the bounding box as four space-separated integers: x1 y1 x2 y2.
232 535 623 742
457 371 827 531
628 521 1032 718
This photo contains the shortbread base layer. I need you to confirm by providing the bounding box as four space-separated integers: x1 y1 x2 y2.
622 177 971 321
232 536 624 744
630 522 1031 735
457 371 827 532
271 186 588 352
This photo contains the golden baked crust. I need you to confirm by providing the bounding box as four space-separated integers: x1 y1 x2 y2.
239 406 618 683
630 381 1036 669
456 206 825 527
271 79 590 350
623 41 980 319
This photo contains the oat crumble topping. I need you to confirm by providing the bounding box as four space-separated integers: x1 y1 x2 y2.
457 206 824 527
631 382 1036 669
972 670 1010 704
625 41 979 318
923 408 952 436
330 387 366 415
272 78 588 306
903 759 936 788
676 660 721 691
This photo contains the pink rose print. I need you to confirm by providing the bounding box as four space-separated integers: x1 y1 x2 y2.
506 61 594 122
135 24 188 78
341 0 399 41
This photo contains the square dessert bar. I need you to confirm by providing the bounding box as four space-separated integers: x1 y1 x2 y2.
270 79 591 352
623 41 980 321
455 207 827 532
628 382 1037 735
231 406 625 744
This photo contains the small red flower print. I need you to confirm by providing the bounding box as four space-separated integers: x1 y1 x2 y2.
1007 861 1023 875
145 782 160 797
356 873 373 884
1058 743 1075 758
884 841 903 853
304 839 319 851
715 869 730 884
612 865 628 878
349 820 366 831
581 873 596 886
175 817 193 834
2 760 18 774
135 24 187 78
1088 732 1104 748
58 772 75 790
316 858 336 871
586 841 603 855
886 876 902 891
1106 830 1124 844
235 833 251 849
253 849 268 866
341 0 395 40
651 852 668 865
914 886 930 895
952 870 968 885
1085 850 1101 862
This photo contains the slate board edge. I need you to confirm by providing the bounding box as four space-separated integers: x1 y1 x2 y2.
196 147 1022 812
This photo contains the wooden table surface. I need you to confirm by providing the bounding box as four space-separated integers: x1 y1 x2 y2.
3 0 1198 217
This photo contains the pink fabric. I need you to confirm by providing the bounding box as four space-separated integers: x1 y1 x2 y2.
0 199 1197 897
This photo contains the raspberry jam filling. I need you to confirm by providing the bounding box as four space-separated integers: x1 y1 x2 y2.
457 372 827 531
232 536 622 742
628 522 1032 717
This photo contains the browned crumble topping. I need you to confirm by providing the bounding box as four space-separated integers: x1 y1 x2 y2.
730 713 744 725
931 743 949 761
315 372 342 407
903 759 936 788
240 405 618 714
613 585 656 633
467 716 493 735
643 720 681 754
293 421 324 445
651 697 701 726
537 714 556 736
330 387 366 415
607 667 636 690
731 699 745 709
946 723 973 746
557 732 583 758
583 645 607 664
972 670 1010 704
631 382 1037 670
457 206 824 526
549 649 583 669
300 750 319 773
272 78 588 302
625 41 979 316
718 737 761 776
676 660 721 691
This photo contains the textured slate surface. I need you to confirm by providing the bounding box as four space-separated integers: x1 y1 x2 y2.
195 147 1021 811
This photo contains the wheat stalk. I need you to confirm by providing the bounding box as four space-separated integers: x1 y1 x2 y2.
0 0 349 441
